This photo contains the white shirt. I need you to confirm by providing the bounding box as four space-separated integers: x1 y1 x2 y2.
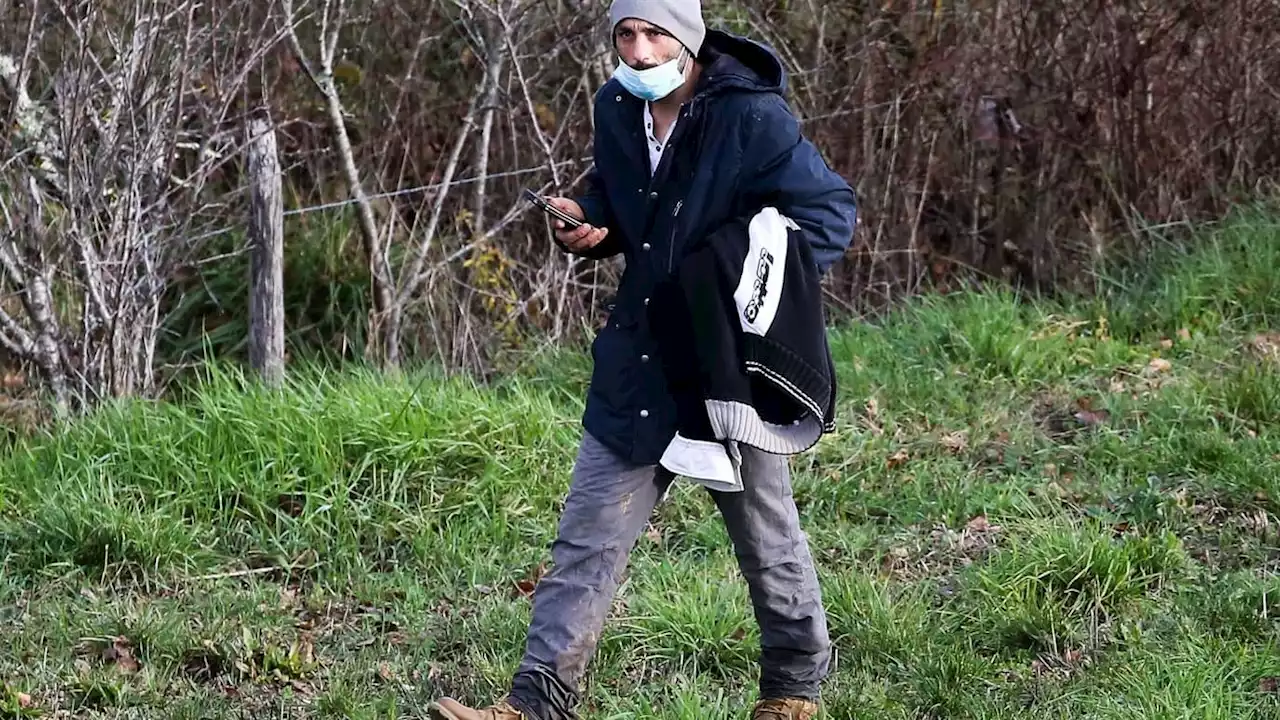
643 101 678 176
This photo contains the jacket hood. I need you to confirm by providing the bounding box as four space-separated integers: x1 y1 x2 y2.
693 29 787 98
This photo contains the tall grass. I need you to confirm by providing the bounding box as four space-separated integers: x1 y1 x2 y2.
0 209 1278 717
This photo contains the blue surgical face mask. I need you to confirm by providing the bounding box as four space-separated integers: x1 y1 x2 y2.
612 49 689 101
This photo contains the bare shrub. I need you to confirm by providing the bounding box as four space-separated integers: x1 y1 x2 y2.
1 0 283 410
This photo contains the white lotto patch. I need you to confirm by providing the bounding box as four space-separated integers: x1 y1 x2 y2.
734 207 796 336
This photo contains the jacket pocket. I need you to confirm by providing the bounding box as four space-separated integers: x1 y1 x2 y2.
588 306 640 416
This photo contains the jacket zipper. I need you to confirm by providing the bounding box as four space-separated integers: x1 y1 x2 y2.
668 199 683 272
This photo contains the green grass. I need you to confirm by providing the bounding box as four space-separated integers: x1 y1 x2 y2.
2 210 1280 717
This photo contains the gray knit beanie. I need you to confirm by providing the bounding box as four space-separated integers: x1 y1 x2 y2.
609 0 706 55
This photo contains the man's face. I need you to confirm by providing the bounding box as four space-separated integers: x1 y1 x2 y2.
613 18 684 70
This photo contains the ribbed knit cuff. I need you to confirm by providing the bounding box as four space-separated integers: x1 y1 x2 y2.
704 399 822 454
741 337 832 423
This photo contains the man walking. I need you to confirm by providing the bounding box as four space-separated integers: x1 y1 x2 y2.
428 2 856 718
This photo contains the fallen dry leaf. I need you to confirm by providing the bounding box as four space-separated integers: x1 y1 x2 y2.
103 636 140 673
377 662 395 681
1260 676 1279 693
1074 408 1111 427
1177 328 1191 341
865 396 880 420
1148 357 1172 373
297 635 316 666
513 562 547 598
939 431 968 453
277 493 305 517
2 372 24 390
1249 332 1280 360
645 524 662 545
16 692 33 708
881 546 910 575
887 449 909 468
861 397 884 435
1159 338 1174 349
965 515 996 533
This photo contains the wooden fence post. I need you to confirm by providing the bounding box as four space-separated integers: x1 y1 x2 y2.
247 111 285 386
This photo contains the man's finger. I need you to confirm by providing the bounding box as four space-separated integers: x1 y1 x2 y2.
560 224 590 241
567 230 597 250
576 229 605 249
560 224 594 245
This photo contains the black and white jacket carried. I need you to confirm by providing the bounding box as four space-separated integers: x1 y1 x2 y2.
647 206 837 492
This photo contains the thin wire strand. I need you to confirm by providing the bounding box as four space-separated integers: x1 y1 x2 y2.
186 156 591 244
183 101 866 248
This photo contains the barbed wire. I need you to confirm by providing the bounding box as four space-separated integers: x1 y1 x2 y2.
184 100 873 248
187 156 592 245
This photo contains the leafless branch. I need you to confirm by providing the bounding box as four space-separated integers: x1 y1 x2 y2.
394 92 479 305
502 15 561 188
281 0 396 364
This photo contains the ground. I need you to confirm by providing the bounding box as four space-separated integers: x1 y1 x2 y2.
1 208 1279 718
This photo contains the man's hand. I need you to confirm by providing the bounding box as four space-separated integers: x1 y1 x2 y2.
547 197 609 253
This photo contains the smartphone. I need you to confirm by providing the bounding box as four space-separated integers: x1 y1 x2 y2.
523 189 584 229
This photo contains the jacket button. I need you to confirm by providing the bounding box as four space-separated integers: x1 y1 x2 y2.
641 354 650 362
649 191 658 199
643 297 649 305
616 95 623 102
642 243 650 250
640 409 649 418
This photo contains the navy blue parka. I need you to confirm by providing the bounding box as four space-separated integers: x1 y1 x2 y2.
563 29 857 465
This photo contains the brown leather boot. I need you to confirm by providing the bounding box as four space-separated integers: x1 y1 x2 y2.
751 697 819 720
426 697 524 720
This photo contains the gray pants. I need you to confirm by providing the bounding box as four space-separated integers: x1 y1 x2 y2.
507 432 830 719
